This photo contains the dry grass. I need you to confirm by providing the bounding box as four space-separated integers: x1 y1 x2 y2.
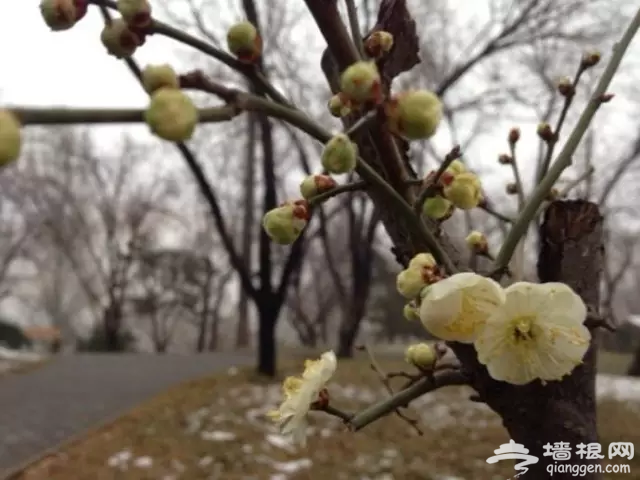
11 349 640 480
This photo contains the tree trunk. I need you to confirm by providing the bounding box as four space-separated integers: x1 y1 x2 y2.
103 304 121 352
208 317 219 351
257 307 277 376
453 201 604 479
627 346 640 376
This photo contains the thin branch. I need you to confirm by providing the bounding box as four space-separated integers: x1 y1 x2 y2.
412 145 461 216
347 368 469 431
345 0 365 58
356 344 423 434
493 8 640 276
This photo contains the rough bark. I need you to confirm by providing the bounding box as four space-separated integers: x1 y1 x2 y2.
451 201 603 479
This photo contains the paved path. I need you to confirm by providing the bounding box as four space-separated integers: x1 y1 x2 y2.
0 353 251 476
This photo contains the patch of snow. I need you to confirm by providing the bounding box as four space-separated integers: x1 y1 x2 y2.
171 459 186 473
184 407 210 434
133 456 153 468
201 430 236 441
107 450 132 469
269 475 288 480
596 374 640 401
265 433 295 452
271 458 312 473
228 366 239 376
198 456 213 467
242 444 254 454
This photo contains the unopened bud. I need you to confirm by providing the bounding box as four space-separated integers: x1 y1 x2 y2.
557 77 574 97
100 18 143 58
141 64 179 94
506 183 519 195
508 127 520 145
396 268 427 299
403 302 420 322
422 195 454 220
144 88 199 141
340 61 382 105
405 343 437 370
321 134 358 174
327 93 351 118
498 154 512 165
466 231 488 255
262 202 308 245
443 172 482 210
226 21 262 64
385 90 442 140
445 159 466 177
116 0 152 28
40 0 86 31
364 31 394 59
599 93 615 103
408 253 437 270
581 50 601 69
0 110 22 167
537 122 554 142
299 174 337 200
546 187 560 201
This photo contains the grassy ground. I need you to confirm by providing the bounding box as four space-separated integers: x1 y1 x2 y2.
12 349 640 480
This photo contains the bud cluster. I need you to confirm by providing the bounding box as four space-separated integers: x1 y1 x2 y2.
396 253 443 300
98 0 153 58
141 64 198 142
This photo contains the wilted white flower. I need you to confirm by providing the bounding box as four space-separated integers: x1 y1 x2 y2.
267 351 337 446
474 282 590 385
419 272 505 343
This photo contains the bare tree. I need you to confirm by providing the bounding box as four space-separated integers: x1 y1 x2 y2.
15 128 183 351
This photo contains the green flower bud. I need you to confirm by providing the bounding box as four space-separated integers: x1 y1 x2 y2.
40 0 83 31
226 21 262 64
396 268 427 299
262 202 309 245
403 302 420 322
364 31 394 59
422 195 453 220
385 90 442 140
405 343 437 370
100 18 143 58
466 231 488 255
0 110 22 167
116 0 152 28
299 175 337 200
144 88 199 142
340 61 382 104
327 93 352 118
446 159 466 176
408 253 437 270
141 64 180 94
443 172 482 210
321 134 358 174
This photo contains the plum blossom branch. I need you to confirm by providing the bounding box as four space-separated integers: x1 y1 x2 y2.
493 7 640 277
412 145 461 216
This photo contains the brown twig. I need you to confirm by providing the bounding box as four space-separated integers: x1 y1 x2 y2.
356 344 423 435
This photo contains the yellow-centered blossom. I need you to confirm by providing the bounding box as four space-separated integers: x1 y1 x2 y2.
267 351 337 446
474 282 590 385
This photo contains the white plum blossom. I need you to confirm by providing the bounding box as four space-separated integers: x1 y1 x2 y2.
474 282 591 385
419 272 505 343
267 351 337 446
